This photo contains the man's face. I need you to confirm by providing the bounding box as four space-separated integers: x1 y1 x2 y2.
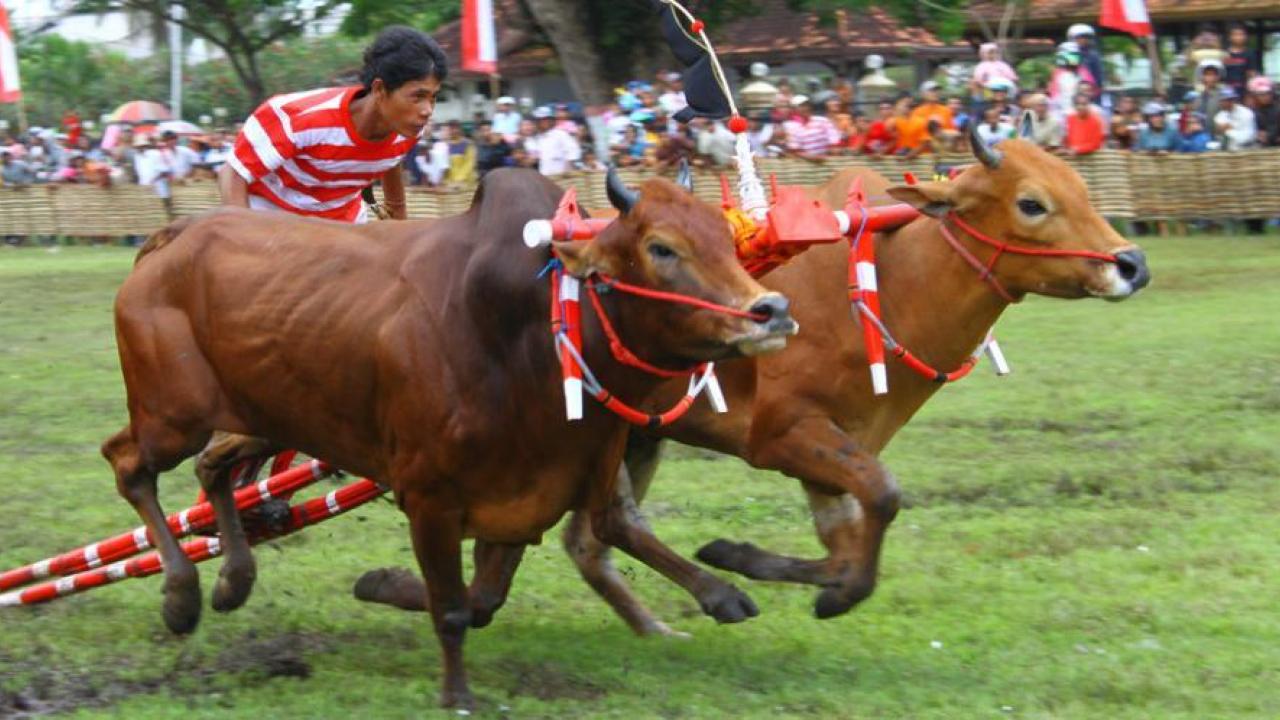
795 103 812 119
537 117 554 132
377 76 442 138
825 99 841 115
993 89 1008 104
1035 100 1050 118
947 98 963 113
878 102 892 120
447 123 463 140
1119 97 1136 113
922 89 939 103
1230 28 1247 47
1188 118 1204 134
1074 98 1091 116
1203 69 1220 88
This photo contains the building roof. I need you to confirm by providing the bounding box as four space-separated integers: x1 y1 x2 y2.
713 0 970 64
969 0 1280 29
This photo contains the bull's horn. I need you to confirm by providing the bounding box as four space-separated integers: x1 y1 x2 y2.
607 166 639 215
969 123 1003 169
676 158 694 193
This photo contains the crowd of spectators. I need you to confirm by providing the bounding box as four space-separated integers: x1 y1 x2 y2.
3 21 1277 200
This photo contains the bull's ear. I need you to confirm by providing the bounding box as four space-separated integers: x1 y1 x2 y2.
886 181 955 218
554 239 611 279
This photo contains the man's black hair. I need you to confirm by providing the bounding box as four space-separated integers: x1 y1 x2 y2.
360 26 448 93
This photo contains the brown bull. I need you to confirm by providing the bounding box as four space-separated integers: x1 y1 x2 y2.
101 168 795 707
361 131 1151 633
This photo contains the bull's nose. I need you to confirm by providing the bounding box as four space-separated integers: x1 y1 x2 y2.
1114 249 1151 291
749 293 791 325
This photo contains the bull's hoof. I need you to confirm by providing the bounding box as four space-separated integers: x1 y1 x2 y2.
161 574 202 635
353 567 428 612
814 581 874 620
211 562 256 613
695 539 753 574
439 686 475 711
699 583 759 624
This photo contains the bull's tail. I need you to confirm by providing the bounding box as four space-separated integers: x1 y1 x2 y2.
134 217 194 266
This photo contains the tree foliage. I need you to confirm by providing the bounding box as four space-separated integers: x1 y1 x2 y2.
338 0 460 38
0 34 165 128
800 0 971 40
72 0 346 104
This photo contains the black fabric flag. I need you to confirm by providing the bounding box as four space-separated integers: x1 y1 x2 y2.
650 0 733 123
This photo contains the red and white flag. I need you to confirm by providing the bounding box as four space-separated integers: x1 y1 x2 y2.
0 2 21 103
462 0 497 75
1100 0 1153 38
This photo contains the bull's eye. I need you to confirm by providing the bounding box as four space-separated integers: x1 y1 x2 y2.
1017 198 1048 217
648 243 677 261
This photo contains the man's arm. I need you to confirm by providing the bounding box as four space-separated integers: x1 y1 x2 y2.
380 164 407 220
217 163 250 208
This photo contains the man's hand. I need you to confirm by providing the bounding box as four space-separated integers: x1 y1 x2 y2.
217 163 250 208
380 164 408 220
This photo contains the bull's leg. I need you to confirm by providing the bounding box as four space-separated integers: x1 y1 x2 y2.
102 424 210 634
403 490 474 709
195 432 281 613
563 433 688 637
467 541 525 628
588 451 758 625
696 417 900 619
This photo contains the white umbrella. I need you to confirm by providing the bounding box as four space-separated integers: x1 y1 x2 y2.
156 120 204 136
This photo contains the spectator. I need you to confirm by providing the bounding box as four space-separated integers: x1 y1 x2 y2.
160 131 201 181
783 95 840 160
614 124 649 167
694 118 736 166
1110 95 1144 149
54 153 88 183
1214 88 1257 150
948 96 971 134
824 96 855 144
474 122 512 176
1025 93 1064 149
1178 113 1212 152
1248 76 1279 147
863 101 897 155
1067 24 1105 100
1223 24 1259 95
984 78 1019 125
1195 60 1226 117
0 148 33 188
654 123 696 168
910 81 957 142
1177 91 1200 135
888 96 929 157
745 114 775 157
517 118 539 161
491 96 522 141
658 72 687 116
133 134 175 213
1065 93 1106 155
1135 103 1179 152
972 42 1019 96
531 106 580 176
553 104 579 136
577 148 607 172
1049 42 1084 118
974 104 1015 148
442 121 477 185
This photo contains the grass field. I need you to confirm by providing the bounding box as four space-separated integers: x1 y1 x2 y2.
1 237 1278 719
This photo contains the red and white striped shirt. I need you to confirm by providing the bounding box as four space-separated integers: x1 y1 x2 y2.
228 86 417 222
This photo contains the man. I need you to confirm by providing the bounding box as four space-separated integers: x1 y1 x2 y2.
442 120 476 186
1068 24 1105 102
218 25 446 223
862 101 896 155
134 134 174 214
658 72 687 116
783 95 839 160
1196 61 1226 119
474 121 512 175
909 81 957 143
491 96 522 142
1025 93 1064 149
160 130 201 181
1065 93 1106 155
0 147 33 189
1110 95 1143 150
1214 87 1257 151
530 106 579 176
1135 103 1179 153
1223 24 1259 95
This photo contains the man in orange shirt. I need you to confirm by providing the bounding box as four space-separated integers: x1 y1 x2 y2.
890 97 929 156
1064 93 1106 155
909 81 957 137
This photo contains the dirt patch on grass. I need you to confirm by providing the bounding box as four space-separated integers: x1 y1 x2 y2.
0 632 330 718
496 659 606 702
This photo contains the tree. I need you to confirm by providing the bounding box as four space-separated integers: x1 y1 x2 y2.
73 0 346 105
802 0 972 39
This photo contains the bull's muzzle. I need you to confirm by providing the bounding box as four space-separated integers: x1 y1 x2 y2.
734 291 799 355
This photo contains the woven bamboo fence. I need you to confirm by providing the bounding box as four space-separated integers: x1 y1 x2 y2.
4 149 1280 237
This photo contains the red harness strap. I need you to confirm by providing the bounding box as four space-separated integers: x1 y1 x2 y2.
550 266 731 428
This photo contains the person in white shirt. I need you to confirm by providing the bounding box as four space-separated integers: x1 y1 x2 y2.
160 131 202 180
133 134 174 213
1214 88 1257 150
531 106 579 176
974 105 1015 148
491 96 523 142
658 72 687 116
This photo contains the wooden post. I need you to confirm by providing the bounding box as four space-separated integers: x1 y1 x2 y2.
1145 34 1165 96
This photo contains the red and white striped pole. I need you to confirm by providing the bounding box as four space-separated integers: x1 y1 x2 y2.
0 477 383 608
0 460 333 593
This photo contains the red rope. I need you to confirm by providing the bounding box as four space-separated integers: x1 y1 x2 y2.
585 278 710 378
593 274 766 322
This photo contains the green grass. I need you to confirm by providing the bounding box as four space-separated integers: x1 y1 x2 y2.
1 238 1279 719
